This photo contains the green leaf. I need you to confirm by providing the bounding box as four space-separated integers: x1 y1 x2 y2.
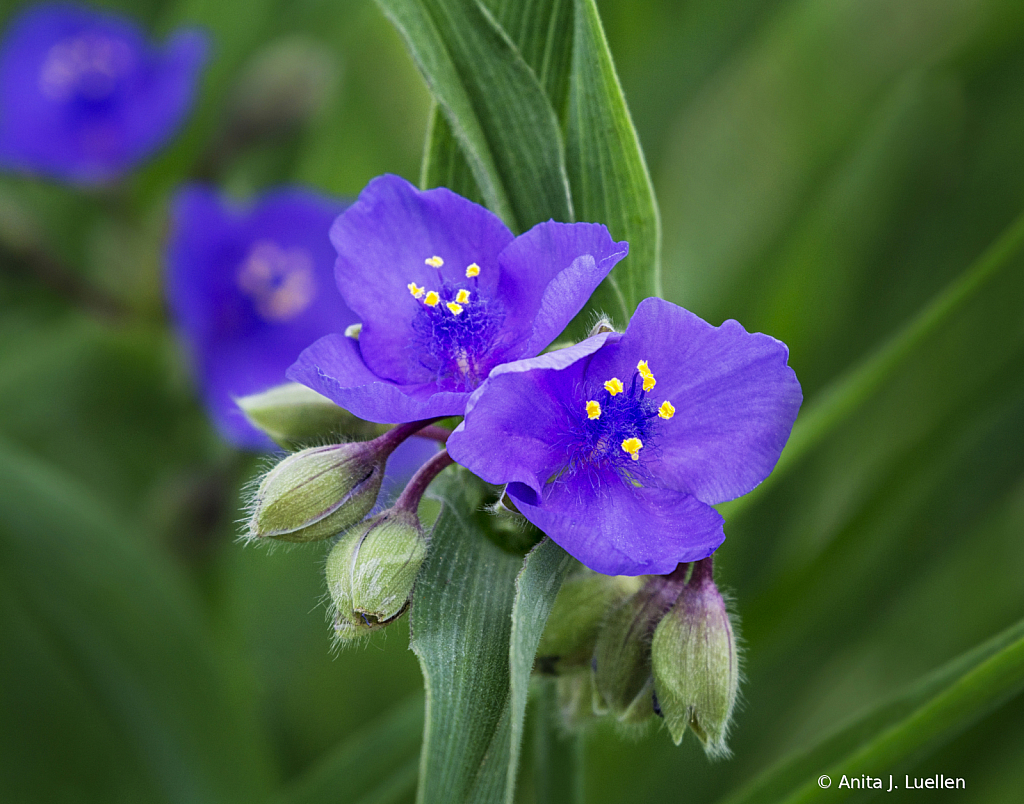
421 0 574 204
375 0 573 231
723 205 1024 520
276 695 423 804
720 615 1024 804
0 437 272 804
566 0 661 326
410 470 569 804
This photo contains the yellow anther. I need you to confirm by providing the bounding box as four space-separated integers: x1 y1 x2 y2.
446 301 464 315
586 400 601 420
658 400 676 420
424 291 440 307
407 282 425 299
425 256 444 267
637 359 656 391
604 377 624 396
466 262 480 278
621 437 643 461
344 323 362 340
456 288 471 304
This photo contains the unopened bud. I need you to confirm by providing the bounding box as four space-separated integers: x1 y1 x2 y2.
326 508 427 639
593 575 683 723
247 442 384 542
537 570 641 674
587 315 617 337
228 36 338 137
237 382 385 449
651 563 738 757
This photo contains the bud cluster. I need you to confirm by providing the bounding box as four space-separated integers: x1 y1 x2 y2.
538 557 739 756
241 385 456 643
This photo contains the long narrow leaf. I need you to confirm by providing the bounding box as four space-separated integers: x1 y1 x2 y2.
722 615 1024 804
377 0 572 231
566 0 661 326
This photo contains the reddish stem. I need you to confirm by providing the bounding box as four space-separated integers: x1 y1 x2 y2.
395 449 455 512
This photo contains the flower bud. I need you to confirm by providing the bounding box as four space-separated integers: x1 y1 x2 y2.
247 442 384 542
592 575 683 723
237 382 386 449
326 508 427 639
587 315 617 337
537 570 641 674
651 567 738 758
227 36 338 138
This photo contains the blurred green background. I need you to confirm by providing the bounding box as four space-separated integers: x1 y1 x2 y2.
1 0 1023 802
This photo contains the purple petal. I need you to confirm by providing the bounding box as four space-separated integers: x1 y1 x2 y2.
447 334 615 493
507 477 725 576
287 333 469 423
585 297 802 504
330 174 514 385
494 221 628 360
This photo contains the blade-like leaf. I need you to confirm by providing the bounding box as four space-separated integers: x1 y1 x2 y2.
376 0 572 231
721 615 1024 804
276 695 423 804
0 438 272 804
421 0 574 203
566 0 661 326
410 471 568 804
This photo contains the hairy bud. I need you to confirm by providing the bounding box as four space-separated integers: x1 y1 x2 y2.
237 382 385 449
537 570 641 674
592 575 683 723
247 442 383 543
326 508 427 639
651 562 738 757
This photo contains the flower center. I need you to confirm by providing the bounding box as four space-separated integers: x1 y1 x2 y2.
39 34 136 103
565 360 675 478
407 256 503 392
237 240 317 323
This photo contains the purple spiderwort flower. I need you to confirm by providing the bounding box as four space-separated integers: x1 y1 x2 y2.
447 297 802 576
286 174 629 423
0 2 208 184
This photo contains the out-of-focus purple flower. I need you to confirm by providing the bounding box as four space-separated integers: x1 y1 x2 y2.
0 2 208 183
447 298 802 576
286 174 629 423
166 185 358 449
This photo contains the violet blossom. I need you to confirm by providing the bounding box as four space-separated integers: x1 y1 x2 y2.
0 2 207 183
286 174 628 423
447 297 802 576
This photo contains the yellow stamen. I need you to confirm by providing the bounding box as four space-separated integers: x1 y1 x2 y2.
456 288 471 303
425 256 444 267
424 291 440 307
407 282 425 299
621 437 643 461
586 400 601 420
637 359 656 391
659 400 675 420
604 377 624 396
466 262 480 277
344 323 362 340
446 301 464 315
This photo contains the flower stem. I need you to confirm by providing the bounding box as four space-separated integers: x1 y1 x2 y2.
688 555 714 587
533 678 585 804
395 449 454 512
372 418 439 455
417 424 453 443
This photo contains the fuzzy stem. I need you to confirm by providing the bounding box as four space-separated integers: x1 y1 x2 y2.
395 449 454 512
